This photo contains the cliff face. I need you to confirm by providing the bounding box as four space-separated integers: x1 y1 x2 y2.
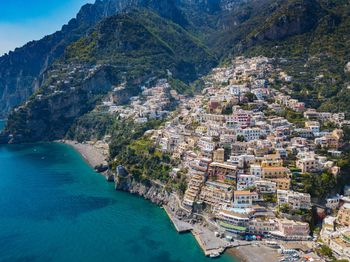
2 0 350 142
0 0 234 118
246 0 326 44
4 66 116 143
0 1 114 118
2 10 216 143
115 173 171 206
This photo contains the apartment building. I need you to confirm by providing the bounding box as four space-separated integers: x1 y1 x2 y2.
233 190 259 208
337 203 350 227
255 180 277 194
248 219 276 235
199 181 234 208
216 208 250 233
182 173 205 207
277 190 312 210
271 219 310 240
208 162 238 183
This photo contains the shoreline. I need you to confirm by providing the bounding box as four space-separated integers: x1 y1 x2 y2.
59 140 278 262
226 245 282 262
58 140 109 170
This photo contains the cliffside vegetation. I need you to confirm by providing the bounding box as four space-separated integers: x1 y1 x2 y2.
2 0 350 144
2 9 215 143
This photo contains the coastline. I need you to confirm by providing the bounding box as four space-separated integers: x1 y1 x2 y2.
59 139 282 262
227 245 282 262
58 140 109 170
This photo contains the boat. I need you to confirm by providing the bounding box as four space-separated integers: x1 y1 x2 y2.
209 252 220 258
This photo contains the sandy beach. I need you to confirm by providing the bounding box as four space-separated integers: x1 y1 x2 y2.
227 245 282 262
60 140 109 169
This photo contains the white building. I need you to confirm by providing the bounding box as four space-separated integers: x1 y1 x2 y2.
277 190 311 210
255 180 277 194
234 190 259 208
250 164 262 178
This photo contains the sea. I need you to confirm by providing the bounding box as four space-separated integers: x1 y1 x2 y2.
0 120 235 262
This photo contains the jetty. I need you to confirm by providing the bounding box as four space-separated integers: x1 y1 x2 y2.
191 225 233 256
163 206 193 233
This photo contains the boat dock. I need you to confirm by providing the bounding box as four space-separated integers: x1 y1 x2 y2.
163 206 193 233
192 226 232 256
163 205 253 258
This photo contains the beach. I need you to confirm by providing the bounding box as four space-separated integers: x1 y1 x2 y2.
228 245 282 262
59 140 109 169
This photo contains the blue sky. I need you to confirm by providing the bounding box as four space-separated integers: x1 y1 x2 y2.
0 0 94 55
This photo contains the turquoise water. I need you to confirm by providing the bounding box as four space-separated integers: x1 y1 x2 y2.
0 123 234 262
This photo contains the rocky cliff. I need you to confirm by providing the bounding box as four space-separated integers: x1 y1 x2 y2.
115 171 172 206
0 0 236 118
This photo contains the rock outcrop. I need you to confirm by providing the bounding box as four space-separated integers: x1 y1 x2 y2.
114 166 171 205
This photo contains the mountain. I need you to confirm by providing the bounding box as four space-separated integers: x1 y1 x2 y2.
0 0 221 119
2 9 215 143
217 0 350 111
1 0 350 143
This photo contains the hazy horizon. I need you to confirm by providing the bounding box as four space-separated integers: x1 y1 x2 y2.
0 0 94 56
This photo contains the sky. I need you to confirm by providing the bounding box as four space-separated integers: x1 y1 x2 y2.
0 0 95 55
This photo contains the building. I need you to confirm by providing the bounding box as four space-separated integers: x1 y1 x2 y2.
233 190 259 208
262 167 291 190
182 173 205 207
272 178 291 190
326 196 340 210
199 181 234 208
213 148 225 163
255 180 277 194
296 157 319 173
329 229 350 261
248 219 276 235
277 190 311 210
237 127 265 141
250 164 262 178
271 219 310 240
208 162 237 183
237 174 257 190
262 167 291 180
337 203 350 227
261 154 283 168
226 110 253 127
216 207 250 234
305 121 320 135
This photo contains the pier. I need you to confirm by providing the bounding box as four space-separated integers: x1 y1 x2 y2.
163 206 193 233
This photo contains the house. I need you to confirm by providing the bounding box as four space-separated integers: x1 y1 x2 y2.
182 173 205 207
277 190 311 210
199 181 234 208
270 218 310 240
262 166 291 180
216 208 250 234
296 156 319 173
250 164 262 178
326 196 340 210
237 127 265 141
248 219 276 235
337 203 350 227
255 180 277 194
237 174 257 190
213 148 225 163
208 162 238 182
305 121 320 135
329 229 350 261
233 190 259 208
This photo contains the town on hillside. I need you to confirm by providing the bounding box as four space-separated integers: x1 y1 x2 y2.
99 56 349 261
